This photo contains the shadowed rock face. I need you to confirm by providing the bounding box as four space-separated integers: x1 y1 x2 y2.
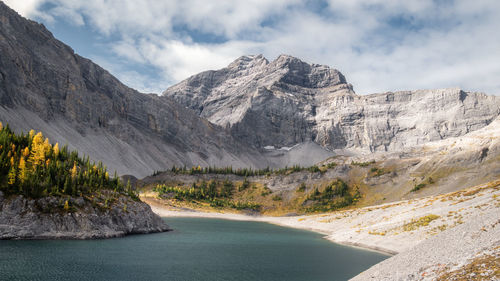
0 191 170 239
164 56 500 152
0 2 267 178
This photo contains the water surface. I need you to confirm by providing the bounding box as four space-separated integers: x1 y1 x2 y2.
0 217 388 281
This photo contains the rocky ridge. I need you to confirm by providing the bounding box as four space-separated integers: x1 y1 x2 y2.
1 0 500 179
163 55 500 154
0 2 266 178
0 191 169 239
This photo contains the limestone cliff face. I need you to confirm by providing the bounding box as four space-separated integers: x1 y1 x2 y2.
0 2 266 178
163 55 500 152
0 191 169 239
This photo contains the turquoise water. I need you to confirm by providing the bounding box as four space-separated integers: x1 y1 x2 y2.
0 218 388 281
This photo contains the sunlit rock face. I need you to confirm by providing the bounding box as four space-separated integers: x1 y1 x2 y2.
164 55 500 152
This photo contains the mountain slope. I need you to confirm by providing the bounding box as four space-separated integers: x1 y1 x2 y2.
0 2 267 178
163 55 500 153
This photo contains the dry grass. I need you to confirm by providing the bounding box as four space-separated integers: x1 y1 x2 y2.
402 214 440 232
437 253 500 281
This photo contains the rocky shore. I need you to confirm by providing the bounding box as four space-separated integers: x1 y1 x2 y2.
146 180 500 280
0 191 169 239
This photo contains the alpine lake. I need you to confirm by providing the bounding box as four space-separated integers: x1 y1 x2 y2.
0 217 388 281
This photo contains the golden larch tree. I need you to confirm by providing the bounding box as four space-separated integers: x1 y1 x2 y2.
29 132 46 169
71 162 78 180
8 166 16 185
22 147 30 158
53 143 59 157
18 157 27 183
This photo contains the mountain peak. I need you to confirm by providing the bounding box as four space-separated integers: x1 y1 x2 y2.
266 54 348 89
227 54 269 70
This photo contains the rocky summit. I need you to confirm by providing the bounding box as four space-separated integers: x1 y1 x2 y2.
163 55 500 153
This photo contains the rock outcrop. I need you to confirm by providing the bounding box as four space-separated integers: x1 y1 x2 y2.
0 2 266 178
0 191 169 239
163 55 500 152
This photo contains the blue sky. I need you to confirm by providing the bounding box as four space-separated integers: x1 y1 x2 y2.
5 0 500 95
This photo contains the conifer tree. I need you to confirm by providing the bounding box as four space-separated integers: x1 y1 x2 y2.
53 143 59 157
22 147 29 158
7 165 16 185
29 132 46 169
71 162 77 180
18 157 26 183
63 177 72 195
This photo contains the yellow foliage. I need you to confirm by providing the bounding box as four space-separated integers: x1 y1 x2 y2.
0 121 2 130
22 147 30 158
71 162 77 179
8 166 16 185
53 143 59 157
29 132 46 169
402 214 440 232
10 156 14 166
64 200 69 211
105 172 109 180
18 157 26 183
11 143 15 152
29 129 35 139
43 138 52 155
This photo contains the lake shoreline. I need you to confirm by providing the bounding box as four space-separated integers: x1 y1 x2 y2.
143 180 500 259
144 198 396 256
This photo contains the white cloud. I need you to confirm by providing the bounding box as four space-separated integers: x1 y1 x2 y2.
4 0 500 95
3 0 42 17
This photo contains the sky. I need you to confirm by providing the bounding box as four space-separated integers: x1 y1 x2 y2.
4 0 500 95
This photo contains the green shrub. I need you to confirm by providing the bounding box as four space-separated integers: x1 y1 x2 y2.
411 183 427 192
297 182 306 192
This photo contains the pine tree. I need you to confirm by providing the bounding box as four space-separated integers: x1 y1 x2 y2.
63 177 72 195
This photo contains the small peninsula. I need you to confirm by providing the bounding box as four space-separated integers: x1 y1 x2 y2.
0 123 169 239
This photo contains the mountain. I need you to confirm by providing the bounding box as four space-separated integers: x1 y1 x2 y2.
163 55 500 153
1 0 499 180
0 2 266 178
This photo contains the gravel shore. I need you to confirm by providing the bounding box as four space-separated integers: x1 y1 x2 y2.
144 180 500 279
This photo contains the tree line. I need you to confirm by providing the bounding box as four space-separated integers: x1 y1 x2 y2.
166 163 331 177
154 179 260 211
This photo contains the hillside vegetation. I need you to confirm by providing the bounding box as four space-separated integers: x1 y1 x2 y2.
0 122 136 199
